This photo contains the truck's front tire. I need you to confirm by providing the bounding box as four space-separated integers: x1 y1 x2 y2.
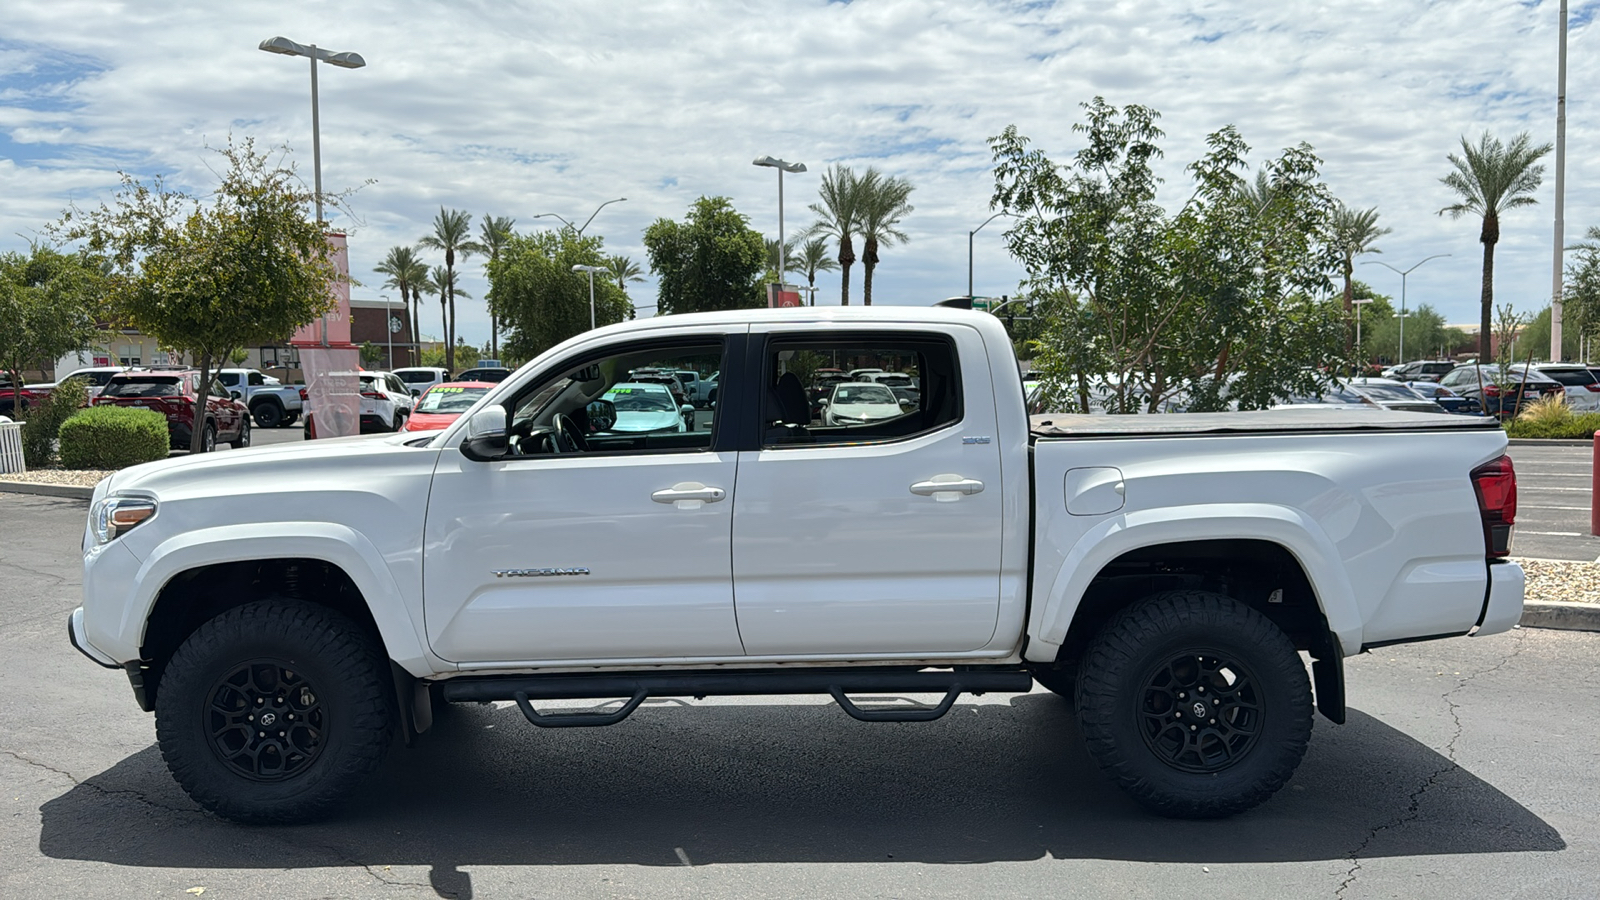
154 599 394 825
252 401 283 429
1075 590 1312 819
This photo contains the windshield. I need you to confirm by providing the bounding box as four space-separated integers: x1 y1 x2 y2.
604 385 676 412
1356 383 1424 401
417 385 489 413
1283 384 1366 405
103 377 183 398
833 384 897 405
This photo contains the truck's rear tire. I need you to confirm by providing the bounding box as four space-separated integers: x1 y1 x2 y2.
1075 590 1312 819
154 599 394 825
252 401 283 429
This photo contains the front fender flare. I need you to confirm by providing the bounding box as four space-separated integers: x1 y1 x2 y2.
1026 503 1359 662
129 522 438 677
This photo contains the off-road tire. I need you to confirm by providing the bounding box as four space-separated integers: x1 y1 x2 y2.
1075 590 1312 819
154 599 394 825
253 401 283 429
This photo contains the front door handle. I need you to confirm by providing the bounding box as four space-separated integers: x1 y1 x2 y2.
651 482 726 510
910 475 985 502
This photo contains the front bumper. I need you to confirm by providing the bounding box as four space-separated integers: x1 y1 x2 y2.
68 607 119 668
1474 561 1526 637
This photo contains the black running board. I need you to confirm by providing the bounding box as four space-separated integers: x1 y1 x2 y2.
439 667 1035 727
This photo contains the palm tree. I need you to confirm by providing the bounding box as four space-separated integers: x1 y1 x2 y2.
794 237 838 306
373 245 430 357
477 215 515 360
418 207 485 370
764 237 798 280
1328 204 1391 357
427 265 471 368
806 165 867 305
605 255 644 319
1439 131 1553 359
856 172 914 306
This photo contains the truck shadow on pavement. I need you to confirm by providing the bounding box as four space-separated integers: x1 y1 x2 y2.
39 694 1562 898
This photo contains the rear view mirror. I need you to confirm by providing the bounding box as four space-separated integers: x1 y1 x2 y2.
585 398 617 431
460 407 509 462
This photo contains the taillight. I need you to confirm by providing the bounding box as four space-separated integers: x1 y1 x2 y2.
1470 455 1516 558
1482 383 1501 397
361 391 382 400
1586 383 1600 392
1434 386 1456 397
298 387 308 401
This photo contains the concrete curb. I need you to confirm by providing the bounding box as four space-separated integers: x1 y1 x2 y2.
1507 438 1595 446
1519 600 1600 633
0 481 94 500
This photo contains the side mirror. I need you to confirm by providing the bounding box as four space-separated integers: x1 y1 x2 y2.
680 404 694 418
899 399 914 411
411 388 422 397
818 398 830 407
460 407 509 462
229 390 243 400
585 398 617 431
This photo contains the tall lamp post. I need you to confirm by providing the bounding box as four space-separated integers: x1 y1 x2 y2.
535 198 627 236
572 265 607 331
969 212 1016 300
1352 297 1373 367
258 36 366 226
1552 0 1569 360
752 157 807 282
1364 254 1450 364
380 294 394 368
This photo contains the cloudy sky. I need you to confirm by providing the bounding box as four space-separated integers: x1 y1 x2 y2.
2 0 1596 350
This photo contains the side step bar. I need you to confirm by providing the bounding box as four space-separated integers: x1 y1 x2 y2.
439 667 1035 727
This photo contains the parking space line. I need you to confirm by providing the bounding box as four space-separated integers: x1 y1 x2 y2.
1519 530 1586 536
1524 505 1592 510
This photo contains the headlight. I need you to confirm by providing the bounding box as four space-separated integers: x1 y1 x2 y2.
90 496 157 545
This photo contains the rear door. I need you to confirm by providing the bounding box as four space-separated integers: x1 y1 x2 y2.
730 325 1006 656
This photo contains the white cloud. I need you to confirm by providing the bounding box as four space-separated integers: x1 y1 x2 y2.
1 0 1596 350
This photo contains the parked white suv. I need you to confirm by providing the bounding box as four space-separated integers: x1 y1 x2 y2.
1529 363 1600 411
358 371 416 432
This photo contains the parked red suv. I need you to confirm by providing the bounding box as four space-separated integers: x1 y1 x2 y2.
94 371 250 452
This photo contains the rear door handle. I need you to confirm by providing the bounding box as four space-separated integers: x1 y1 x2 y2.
652 482 726 509
910 475 985 502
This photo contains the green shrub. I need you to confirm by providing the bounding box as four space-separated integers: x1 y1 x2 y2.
20 376 88 467
58 406 170 469
1505 409 1600 440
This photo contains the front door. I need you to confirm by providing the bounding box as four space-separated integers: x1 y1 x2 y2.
423 337 741 665
731 326 1006 657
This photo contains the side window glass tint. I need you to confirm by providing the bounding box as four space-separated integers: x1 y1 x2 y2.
506 342 724 457
248 372 266 386
761 335 961 448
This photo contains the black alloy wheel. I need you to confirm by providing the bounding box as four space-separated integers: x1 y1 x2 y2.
205 661 327 781
1076 590 1312 819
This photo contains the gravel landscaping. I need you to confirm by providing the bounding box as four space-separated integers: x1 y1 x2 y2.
0 468 113 487
1517 557 1600 605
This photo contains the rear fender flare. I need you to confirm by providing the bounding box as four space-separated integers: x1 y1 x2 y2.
1026 503 1359 662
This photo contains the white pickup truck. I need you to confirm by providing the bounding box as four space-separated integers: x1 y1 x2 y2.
215 368 304 428
69 307 1524 825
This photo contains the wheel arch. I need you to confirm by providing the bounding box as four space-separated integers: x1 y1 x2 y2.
130 525 435 708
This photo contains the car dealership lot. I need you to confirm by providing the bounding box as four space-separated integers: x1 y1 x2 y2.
1 492 1595 899
1508 442 1598 562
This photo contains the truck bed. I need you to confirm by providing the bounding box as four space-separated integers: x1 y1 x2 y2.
1030 408 1502 439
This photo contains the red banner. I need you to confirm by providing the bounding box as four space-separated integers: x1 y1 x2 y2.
291 233 352 347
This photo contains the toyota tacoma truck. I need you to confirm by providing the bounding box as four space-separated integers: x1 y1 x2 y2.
215 368 305 428
69 307 1525 824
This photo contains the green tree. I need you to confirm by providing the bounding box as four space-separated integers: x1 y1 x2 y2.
492 229 631 360
643 196 765 315
990 100 1348 414
763 237 799 285
478 214 516 358
58 138 337 451
604 255 644 318
857 172 915 306
418 207 485 370
428 265 471 366
806 165 865 305
374 245 429 352
793 237 838 305
1439 131 1553 360
1328 203 1391 354
0 247 103 416
1365 302 1451 364
359 341 382 366
1563 225 1600 358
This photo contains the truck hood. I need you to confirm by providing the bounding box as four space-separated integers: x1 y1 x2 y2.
105 431 435 498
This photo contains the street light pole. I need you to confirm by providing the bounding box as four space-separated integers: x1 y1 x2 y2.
1552 0 1569 360
572 265 607 330
969 212 1015 300
259 36 366 225
1364 254 1451 364
535 198 627 236
753 157 807 284
1352 298 1373 361
381 294 394 368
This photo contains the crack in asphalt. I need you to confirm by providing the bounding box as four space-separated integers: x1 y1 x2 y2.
4 560 74 586
0 746 204 817
1333 631 1528 898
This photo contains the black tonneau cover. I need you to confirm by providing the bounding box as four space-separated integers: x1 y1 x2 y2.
1030 408 1502 439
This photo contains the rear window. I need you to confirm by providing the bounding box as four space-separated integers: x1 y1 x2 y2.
1537 368 1598 386
1421 362 1455 375
103 377 184 398
1357 383 1423 401
396 370 438 383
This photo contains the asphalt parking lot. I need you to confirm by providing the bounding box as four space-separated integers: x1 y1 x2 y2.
2 493 1596 899
1506 442 1598 561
